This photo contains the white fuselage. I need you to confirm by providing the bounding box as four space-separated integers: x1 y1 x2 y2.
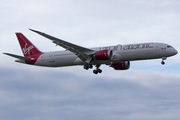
17 42 177 67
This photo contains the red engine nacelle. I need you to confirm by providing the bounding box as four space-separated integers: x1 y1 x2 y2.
111 61 130 70
94 50 113 60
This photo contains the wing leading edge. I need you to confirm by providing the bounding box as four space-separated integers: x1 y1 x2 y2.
29 29 95 63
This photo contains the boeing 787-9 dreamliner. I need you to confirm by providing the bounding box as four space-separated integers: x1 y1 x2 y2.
4 29 178 74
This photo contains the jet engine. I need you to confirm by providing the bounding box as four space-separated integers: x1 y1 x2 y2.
94 50 113 60
111 61 130 70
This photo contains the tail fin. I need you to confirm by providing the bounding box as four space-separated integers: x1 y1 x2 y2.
16 33 42 57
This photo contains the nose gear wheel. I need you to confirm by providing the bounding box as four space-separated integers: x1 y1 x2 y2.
161 57 167 65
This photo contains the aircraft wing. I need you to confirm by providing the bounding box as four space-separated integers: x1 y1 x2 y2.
29 29 95 63
3 53 33 60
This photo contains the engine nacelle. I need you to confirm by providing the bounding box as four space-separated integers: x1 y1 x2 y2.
94 50 113 60
111 61 130 70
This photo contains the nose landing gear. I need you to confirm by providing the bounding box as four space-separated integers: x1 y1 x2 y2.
161 57 167 65
161 61 165 65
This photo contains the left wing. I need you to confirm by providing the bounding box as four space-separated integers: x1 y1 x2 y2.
29 29 95 63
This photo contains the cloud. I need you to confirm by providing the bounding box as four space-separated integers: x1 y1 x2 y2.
0 66 180 120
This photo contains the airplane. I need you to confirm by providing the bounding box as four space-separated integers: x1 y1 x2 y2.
4 29 178 74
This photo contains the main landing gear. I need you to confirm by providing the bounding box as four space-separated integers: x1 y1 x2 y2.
161 57 167 65
83 64 102 74
93 65 102 75
83 64 93 70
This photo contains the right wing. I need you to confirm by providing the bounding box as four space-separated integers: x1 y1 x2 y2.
29 29 95 63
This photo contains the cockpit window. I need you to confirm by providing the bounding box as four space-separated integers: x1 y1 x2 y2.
167 45 172 48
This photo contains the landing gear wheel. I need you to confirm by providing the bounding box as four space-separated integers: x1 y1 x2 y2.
83 64 93 70
93 70 98 74
88 64 93 69
97 69 102 73
161 57 166 65
83 65 89 70
93 65 102 74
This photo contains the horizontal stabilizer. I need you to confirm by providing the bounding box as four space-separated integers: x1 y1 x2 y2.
3 53 33 60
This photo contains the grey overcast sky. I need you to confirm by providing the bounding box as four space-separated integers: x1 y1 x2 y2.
0 0 180 120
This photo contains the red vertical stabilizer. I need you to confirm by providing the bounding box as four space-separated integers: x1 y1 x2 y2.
16 33 42 64
16 33 42 57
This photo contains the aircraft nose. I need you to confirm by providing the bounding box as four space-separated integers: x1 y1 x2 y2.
173 48 178 55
